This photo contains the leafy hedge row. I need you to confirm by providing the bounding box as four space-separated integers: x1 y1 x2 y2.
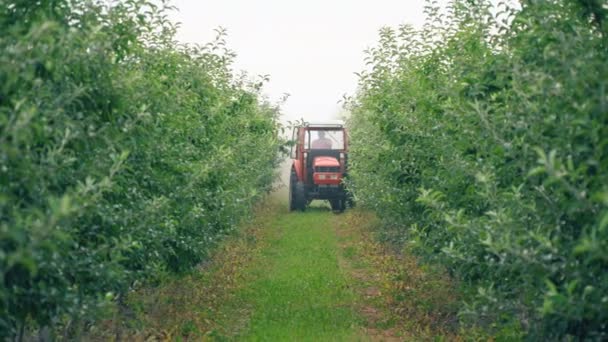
347 0 607 339
0 0 280 338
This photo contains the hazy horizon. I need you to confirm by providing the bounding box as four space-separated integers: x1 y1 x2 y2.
169 1 440 124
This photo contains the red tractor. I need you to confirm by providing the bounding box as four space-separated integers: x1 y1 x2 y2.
289 121 350 212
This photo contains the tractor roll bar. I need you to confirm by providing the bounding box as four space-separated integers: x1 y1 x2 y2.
304 123 344 128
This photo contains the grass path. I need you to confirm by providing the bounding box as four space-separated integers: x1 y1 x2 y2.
234 205 361 340
94 196 459 341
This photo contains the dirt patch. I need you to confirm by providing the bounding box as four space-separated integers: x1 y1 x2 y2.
365 327 404 342
333 209 460 341
360 305 382 321
364 286 381 298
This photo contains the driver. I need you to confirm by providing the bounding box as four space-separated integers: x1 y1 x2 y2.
311 131 332 149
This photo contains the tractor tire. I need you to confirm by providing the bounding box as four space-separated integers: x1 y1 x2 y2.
346 192 355 209
289 170 307 212
330 198 346 213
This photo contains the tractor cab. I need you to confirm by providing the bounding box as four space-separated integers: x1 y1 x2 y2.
289 121 350 212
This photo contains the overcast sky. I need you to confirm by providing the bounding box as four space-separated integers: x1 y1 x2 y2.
170 1 436 123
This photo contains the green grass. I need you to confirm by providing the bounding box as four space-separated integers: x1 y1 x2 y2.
234 203 362 341
83 198 462 340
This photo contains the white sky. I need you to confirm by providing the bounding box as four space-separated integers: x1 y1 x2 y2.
170 1 434 123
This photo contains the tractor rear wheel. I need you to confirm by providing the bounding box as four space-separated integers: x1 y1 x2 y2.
289 170 306 211
330 198 345 213
346 191 355 209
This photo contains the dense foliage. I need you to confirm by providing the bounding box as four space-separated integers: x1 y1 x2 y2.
347 0 607 339
0 0 280 338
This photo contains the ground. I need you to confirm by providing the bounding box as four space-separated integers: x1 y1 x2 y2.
89 195 461 341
